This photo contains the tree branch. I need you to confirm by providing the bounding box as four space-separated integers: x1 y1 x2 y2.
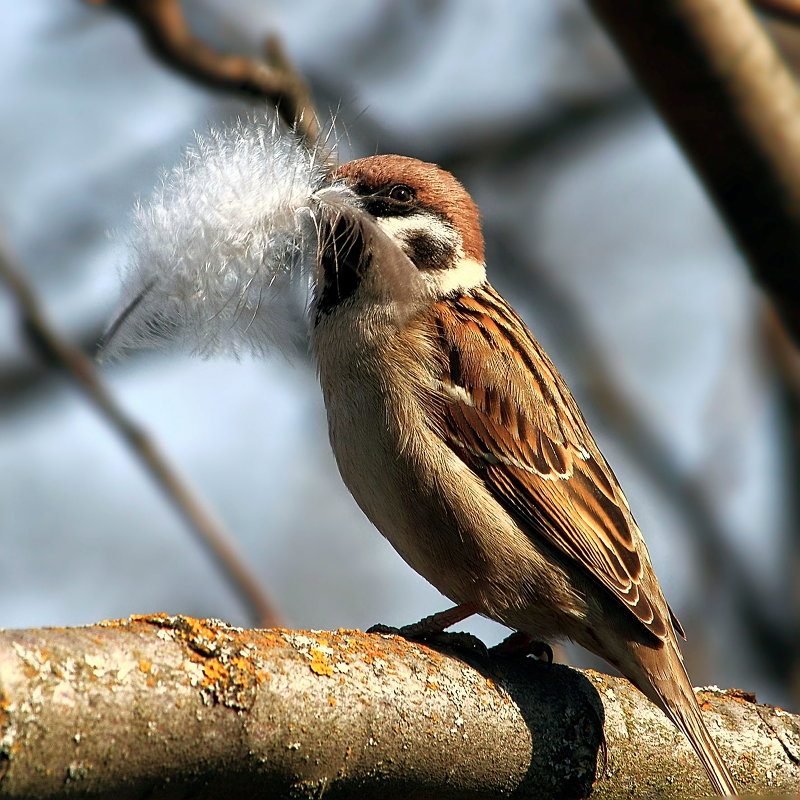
755 0 800 25
0 241 281 628
86 0 320 142
586 0 800 347
0 616 797 798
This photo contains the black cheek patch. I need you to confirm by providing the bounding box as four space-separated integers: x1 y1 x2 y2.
403 231 455 271
315 219 370 319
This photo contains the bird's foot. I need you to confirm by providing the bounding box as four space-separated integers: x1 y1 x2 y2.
367 604 487 660
489 632 553 664
367 603 475 639
369 624 490 661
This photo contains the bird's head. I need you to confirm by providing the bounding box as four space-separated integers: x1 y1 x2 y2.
312 155 486 319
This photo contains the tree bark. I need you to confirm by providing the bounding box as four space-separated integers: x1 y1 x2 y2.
0 615 797 798
586 0 800 347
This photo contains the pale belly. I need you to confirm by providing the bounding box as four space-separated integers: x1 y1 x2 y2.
320 376 589 637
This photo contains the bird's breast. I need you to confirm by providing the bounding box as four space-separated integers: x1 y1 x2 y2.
311 312 584 625
315 325 463 589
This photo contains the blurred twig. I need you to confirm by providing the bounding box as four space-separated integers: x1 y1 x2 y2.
587 0 800 348
86 0 320 142
756 0 800 23
764 305 800 420
761 305 800 702
0 238 281 628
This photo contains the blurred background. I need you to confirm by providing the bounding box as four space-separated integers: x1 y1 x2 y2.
0 0 797 710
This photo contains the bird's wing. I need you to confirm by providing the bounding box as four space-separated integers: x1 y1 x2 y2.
423 283 675 641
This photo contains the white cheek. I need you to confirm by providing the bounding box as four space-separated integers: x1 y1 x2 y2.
375 214 486 296
374 213 452 244
421 257 486 295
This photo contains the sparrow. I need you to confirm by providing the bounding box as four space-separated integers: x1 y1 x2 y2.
309 155 738 796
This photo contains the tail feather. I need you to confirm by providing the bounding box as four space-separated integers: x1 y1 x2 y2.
661 684 738 796
635 641 738 796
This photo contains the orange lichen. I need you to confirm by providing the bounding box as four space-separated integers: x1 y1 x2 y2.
226 655 249 672
724 688 757 704
121 614 170 628
327 696 337 707
0 691 9 731
93 616 509 712
309 650 334 677
202 660 228 687
695 686 758 708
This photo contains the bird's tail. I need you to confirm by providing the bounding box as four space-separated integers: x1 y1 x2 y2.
633 640 738 796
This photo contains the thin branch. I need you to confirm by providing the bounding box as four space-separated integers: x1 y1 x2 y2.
760 304 800 705
86 0 320 143
764 303 800 405
0 240 281 628
586 0 800 348
755 0 800 24
1 616 797 799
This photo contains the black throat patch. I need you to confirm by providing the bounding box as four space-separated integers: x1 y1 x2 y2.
314 216 370 320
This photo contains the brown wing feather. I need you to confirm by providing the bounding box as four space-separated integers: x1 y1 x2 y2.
425 283 671 641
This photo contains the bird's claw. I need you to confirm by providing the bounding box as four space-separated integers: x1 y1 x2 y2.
367 623 489 661
366 623 401 636
489 632 553 664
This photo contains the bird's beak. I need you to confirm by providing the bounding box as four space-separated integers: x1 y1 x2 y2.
310 180 359 211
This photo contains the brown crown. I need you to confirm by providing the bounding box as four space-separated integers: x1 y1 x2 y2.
332 155 485 264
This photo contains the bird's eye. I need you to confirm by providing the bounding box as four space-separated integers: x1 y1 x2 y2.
388 184 415 203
